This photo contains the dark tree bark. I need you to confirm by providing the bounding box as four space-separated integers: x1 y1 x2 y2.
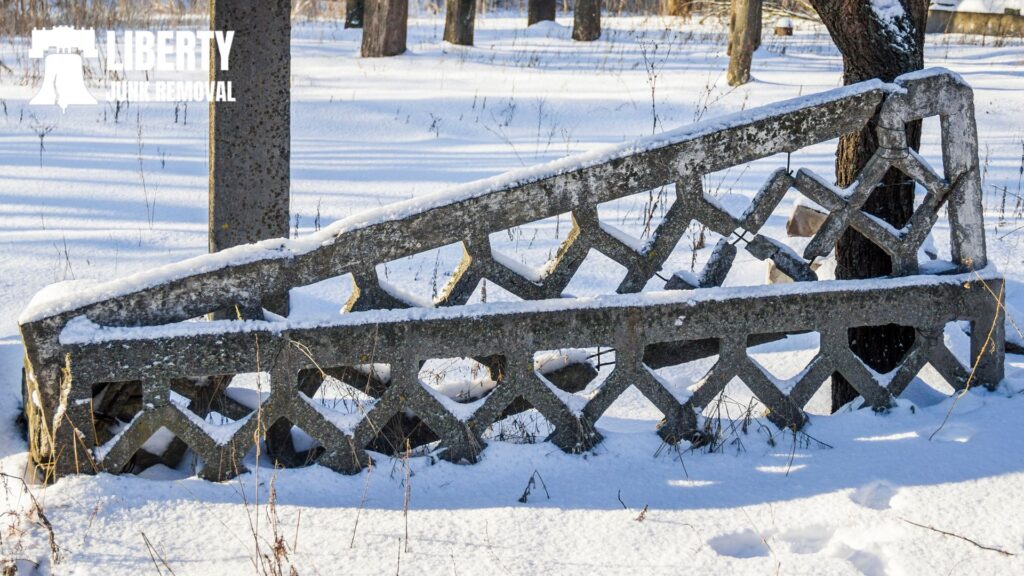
808 0 928 412
361 0 408 57
444 0 476 45
727 0 761 86
573 0 601 41
345 0 364 28
528 0 556 25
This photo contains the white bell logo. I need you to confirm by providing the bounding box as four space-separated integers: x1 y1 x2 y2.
29 26 98 112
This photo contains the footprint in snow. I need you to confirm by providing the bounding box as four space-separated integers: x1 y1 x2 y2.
707 528 773 558
778 524 836 554
850 480 898 511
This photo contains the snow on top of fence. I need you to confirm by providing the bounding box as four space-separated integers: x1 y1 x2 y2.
23 70 970 326
58 266 997 346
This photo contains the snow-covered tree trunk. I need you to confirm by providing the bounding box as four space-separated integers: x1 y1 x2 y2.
444 0 476 45
573 0 601 41
727 0 761 86
809 0 928 412
362 0 408 57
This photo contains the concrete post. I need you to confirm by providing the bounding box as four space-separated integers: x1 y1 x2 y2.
209 0 291 252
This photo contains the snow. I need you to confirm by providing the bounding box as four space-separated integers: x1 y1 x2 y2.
2 13 1024 576
932 0 1024 13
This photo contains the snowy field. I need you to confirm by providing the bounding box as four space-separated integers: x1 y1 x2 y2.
2 13 1024 575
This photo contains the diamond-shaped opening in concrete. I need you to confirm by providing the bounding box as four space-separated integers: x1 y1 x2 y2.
119 428 206 479
698 377 767 423
480 396 554 444
646 222 729 291
900 363 957 407
702 152 793 216
642 338 720 404
534 347 615 414
364 410 442 458
802 376 834 416
91 380 143 445
765 185 836 284
899 321 969 405
462 277 525 305
283 422 338 467
746 331 821 387
596 183 677 252
846 324 917 378
165 375 261 431
418 357 502 405
560 249 628 297
594 384 666 435
287 273 356 321
301 378 377 436
307 364 389 407
375 241 466 307
488 211 574 281
220 371 273 414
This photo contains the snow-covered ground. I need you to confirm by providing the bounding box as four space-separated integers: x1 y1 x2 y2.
2 14 1024 575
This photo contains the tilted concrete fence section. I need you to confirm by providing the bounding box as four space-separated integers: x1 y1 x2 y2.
18 68 1003 481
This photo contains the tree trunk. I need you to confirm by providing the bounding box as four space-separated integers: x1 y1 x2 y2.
444 0 476 45
209 0 291 253
345 0 364 28
528 0 556 25
808 0 928 412
362 0 408 57
727 0 761 86
663 0 694 18
573 0 601 41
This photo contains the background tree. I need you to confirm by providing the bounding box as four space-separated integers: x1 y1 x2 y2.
346 0 364 28
528 0 556 25
362 0 409 57
808 0 928 411
663 0 695 18
573 0 601 41
444 0 476 45
727 0 761 86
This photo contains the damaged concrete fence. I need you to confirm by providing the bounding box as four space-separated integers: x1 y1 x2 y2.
19 69 1003 482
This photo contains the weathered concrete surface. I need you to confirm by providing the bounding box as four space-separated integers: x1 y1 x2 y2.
209 0 291 252
18 70 1001 482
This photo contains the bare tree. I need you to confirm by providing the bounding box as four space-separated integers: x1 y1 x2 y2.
663 0 694 18
727 0 761 86
346 0 364 28
444 0 476 45
808 0 928 411
362 0 408 57
573 0 601 41
528 0 556 25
